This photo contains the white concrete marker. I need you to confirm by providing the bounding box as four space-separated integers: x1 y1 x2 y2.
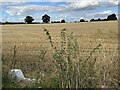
8 69 35 82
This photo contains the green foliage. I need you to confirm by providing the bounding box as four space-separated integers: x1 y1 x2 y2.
43 28 102 88
107 14 117 20
24 16 34 24
42 14 50 23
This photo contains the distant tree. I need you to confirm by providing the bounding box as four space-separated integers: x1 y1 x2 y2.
103 18 108 21
99 18 107 21
98 18 101 21
80 19 85 22
5 21 9 24
61 19 65 23
42 14 50 23
107 14 117 20
24 16 34 24
90 18 95 22
51 21 60 23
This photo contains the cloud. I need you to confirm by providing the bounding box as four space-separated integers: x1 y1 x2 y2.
3 0 118 15
5 4 56 16
2 2 24 5
65 0 119 11
1 0 119 22
51 12 88 22
1 0 58 2
54 10 117 22
86 10 117 19
50 0 62 2
4 3 68 16
54 10 116 21
93 10 114 18
4 0 119 17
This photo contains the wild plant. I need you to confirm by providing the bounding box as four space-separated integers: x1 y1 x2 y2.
10 45 17 69
43 28 102 88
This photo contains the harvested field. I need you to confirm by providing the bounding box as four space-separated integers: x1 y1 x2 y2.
2 21 119 88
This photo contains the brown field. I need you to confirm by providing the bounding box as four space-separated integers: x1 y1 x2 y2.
2 21 119 88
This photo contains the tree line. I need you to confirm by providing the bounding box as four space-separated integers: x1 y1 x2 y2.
24 14 66 24
24 13 117 24
78 13 117 22
1 13 118 24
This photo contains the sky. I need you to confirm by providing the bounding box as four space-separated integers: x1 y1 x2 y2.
0 0 119 22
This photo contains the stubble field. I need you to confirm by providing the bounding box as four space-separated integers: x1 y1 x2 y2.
2 21 119 88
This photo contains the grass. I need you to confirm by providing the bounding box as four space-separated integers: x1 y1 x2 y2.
2 21 119 88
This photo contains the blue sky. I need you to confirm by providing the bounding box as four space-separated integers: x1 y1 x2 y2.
1 0 119 22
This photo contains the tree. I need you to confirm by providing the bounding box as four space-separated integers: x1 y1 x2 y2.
80 19 85 22
24 16 34 24
103 18 107 21
61 19 65 23
98 18 101 21
90 18 95 22
42 14 50 23
107 14 117 20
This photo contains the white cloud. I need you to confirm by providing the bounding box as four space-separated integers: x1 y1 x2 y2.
2 2 24 5
1 0 119 3
55 10 117 22
87 10 117 19
1 0 62 2
65 0 119 11
1 0 119 22
5 4 56 16
97 11 113 15
1 0 42 2
4 0 119 17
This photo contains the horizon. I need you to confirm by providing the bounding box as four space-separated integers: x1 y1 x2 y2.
1 0 119 22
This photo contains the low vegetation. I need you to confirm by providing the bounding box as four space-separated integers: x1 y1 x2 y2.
2 21 119 88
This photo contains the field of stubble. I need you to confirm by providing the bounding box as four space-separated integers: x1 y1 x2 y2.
2 21 119 88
